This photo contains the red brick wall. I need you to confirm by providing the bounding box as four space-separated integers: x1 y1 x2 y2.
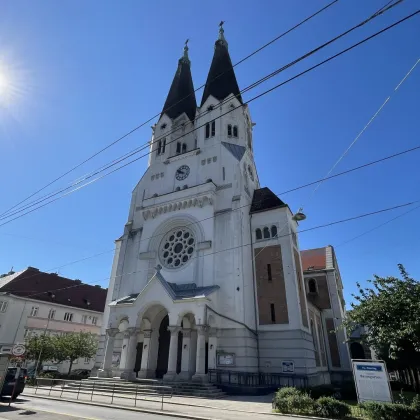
254 245 289 325
306 275 331 310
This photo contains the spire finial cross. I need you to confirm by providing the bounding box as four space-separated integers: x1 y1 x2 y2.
218 21 227 46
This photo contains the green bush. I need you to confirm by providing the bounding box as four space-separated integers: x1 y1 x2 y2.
273 387 316 415
304 384 335 399
316 397 351 419
360 401 417 420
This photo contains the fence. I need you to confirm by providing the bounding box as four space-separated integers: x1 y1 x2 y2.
32 378 173 410
390 368 420 393
208 369 308 389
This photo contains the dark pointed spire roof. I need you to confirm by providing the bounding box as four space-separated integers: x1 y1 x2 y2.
201 24 242 107
161 41 197 122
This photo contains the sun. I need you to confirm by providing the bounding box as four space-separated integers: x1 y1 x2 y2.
0 72 8 94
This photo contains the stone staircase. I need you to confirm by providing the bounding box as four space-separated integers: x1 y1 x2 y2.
62 377 226 399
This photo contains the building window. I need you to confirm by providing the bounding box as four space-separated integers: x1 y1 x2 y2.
271 225 278 238
205 123 210 139
308 278 317 294
182 143 187 153
92 317 98 325
211 120 215 137
256 228 262 240
162 138 166 154
270 304 276 323
48 309 56 320
227 124 232 137
84 357 90 364
263 227 270 239
82 315 88 324
0 301 8 313
176 142 181 154
30 306 39 317
206 121 215 138
267 264 272 282
222 167 225 181
64 312 73 322
233 125 238 138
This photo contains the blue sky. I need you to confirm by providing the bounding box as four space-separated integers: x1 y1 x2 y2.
0 0 419 306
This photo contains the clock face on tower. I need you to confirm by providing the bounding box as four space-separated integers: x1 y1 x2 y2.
175 165 190 181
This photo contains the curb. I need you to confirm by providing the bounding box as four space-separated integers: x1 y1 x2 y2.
21 394 335 420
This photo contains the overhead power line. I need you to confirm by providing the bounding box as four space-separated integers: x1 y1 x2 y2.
5 199 418 300
0 6 416 227
0 0 340 219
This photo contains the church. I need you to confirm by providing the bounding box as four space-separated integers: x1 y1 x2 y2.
93 25 351 388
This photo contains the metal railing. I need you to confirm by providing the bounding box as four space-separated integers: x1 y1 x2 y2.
32 378 173 410
208 369 308 389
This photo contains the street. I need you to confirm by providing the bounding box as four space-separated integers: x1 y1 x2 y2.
0 395 296 420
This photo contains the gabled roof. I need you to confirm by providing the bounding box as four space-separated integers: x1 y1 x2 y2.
250 187 286 214
300 247 328 271
0 267 107 312
161 46 197 122
201 30 242 107
110 270 219 306
221 141 246 161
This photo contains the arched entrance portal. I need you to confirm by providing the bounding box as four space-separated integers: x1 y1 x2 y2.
156 315 170 378
350 342 366 359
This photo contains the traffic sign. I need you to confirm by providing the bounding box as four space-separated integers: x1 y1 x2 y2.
11 344 26 357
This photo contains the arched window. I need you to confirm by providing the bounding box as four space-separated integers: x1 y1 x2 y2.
263 227 270 239
227 124 232 137
256 228 262 240
182 143 187 153
350 342 366 360
162 138 166 154
233 125 238 137
176 142 181 154
308 278 317 294
271 225 278 238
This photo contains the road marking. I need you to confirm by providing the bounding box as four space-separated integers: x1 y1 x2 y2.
16 405 100 420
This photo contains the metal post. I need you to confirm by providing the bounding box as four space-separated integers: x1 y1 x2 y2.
77 381 81 400
135 384 138 407
48 379 53 396
90 380 95 401
60 380 64 398
161 389 164 411
35 378 38 395
111 383 115 404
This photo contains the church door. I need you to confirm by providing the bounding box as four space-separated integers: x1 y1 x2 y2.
134 342 143 377
156 315 170 378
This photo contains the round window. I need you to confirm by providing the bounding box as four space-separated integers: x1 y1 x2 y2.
159 227 196 269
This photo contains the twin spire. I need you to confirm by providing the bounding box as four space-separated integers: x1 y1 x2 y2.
160 23 242 123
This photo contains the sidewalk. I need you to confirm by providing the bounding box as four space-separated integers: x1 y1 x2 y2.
22 386 278 420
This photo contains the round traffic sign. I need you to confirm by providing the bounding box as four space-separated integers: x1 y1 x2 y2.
11 344 26 357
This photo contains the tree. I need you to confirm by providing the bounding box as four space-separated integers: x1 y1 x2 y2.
343 264 420 389
55 332 98 375
25 334 56 373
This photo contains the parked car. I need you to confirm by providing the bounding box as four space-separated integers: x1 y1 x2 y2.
1 367 27 398
70 369 91 378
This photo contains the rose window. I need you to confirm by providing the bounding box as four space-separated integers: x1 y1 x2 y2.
159 227 196 269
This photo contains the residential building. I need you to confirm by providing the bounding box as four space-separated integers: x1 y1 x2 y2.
0 267 107 373
93 26 351 387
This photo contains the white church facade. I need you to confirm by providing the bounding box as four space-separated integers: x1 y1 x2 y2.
93 27 351 387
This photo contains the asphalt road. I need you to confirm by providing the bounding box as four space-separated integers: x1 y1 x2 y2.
0 396 192 420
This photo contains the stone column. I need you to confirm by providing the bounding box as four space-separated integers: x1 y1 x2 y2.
178 329 192 380
208 328 218 370
138 329 154 378
192 325 208 382
98 328 119 378
119 328 140 380
163 326 180 381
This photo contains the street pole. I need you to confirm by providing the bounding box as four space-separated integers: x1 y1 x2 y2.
34 318 51 377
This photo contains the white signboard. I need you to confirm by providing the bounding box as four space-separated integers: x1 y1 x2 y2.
352 360 392 403
217 353 235 366
282 361 295 373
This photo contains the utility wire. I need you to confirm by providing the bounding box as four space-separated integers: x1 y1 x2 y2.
0 0 340 219
336 203 420 247
4 200 417 300
309 56 420 199
0 6 415 227
0 0 403 220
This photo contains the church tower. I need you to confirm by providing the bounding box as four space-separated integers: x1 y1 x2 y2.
93 25 332 387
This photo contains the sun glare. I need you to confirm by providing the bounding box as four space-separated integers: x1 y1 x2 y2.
0 72 9 95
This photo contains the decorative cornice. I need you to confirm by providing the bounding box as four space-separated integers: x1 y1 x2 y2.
143 329 152 339
106 328 119 338
142 195 214 220
168 326 181 335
